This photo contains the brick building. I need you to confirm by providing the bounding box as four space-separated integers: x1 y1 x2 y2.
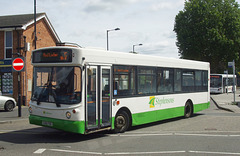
0 13 60 105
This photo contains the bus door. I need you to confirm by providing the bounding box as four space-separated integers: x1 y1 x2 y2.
86 65 112 130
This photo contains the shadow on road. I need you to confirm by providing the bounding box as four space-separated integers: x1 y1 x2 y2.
0 114 204 144
0 127 107 144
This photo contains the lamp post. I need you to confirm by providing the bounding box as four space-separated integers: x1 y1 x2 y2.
107 28 120 51
34 0 37 49
132 43 143 53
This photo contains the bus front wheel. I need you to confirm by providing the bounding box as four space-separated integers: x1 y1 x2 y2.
114 111 130 133
184 101 193 118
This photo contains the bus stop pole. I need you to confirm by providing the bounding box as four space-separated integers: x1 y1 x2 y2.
227 72 228 95
233 60 236 104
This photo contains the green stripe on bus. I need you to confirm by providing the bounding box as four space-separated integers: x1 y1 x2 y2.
111 117 115 129
132 106 184 126
131 102 210 126
194 101 210 113
29 102 209 134
29 115 85 134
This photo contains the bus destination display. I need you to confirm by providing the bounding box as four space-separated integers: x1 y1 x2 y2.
33 49 72 63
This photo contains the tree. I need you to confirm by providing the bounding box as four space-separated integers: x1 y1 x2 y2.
174 0 240 73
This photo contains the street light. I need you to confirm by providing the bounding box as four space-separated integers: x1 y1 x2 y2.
132 43 143 53
107 28 120 51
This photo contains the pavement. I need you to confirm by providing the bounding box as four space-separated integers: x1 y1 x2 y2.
0 91 240 124
211 89 240 113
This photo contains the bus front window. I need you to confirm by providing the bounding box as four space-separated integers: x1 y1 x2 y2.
210 77 222 88
31 67 81 106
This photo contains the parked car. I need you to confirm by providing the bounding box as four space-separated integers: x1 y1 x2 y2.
0 91 16 111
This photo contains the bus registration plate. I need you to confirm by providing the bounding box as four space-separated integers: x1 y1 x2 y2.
42 121 53 127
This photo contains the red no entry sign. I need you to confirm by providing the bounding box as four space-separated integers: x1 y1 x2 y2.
12 57 25 72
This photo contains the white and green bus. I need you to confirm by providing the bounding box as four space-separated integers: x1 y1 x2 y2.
29 46 210 134
210 74 236 93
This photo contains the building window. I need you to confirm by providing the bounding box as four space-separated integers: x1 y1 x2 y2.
0 73 13 94
5 31 13 59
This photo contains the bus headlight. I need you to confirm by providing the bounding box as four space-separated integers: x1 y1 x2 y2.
66 111 71 119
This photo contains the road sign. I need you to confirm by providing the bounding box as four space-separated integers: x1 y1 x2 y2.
12 57 25 72
228 61 234 68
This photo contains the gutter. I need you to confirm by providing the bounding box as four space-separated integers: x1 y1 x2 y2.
0 25 22 30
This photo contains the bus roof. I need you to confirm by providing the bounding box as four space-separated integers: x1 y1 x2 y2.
211 74 236 78
32 46 210 70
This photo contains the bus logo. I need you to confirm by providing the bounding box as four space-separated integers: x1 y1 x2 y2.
149 96 155 108
149 96 175 108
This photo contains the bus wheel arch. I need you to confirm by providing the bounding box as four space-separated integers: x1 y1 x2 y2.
184 100 193 118
114 107 132 133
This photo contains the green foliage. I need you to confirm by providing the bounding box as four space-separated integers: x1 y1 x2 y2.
174 0 240 73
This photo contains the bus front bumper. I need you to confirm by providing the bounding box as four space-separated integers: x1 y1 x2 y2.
29 114 85 134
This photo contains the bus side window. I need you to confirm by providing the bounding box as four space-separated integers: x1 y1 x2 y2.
113 65 136 97
137 67 156 94
174 69 182 92
182 70 194 92
202 71 208 91
195 71 202 91
157 68 174 94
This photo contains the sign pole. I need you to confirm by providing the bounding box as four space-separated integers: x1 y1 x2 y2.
12 57 25 117
18 73 21 117
233 60 236 104
228 60 236 104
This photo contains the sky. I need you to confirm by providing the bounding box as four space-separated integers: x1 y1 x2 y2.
1 0 240 58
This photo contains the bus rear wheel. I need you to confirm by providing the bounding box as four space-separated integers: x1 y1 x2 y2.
114 111 130 133
184 101 193 118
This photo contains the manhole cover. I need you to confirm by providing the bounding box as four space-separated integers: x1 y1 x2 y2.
0 147 5 150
